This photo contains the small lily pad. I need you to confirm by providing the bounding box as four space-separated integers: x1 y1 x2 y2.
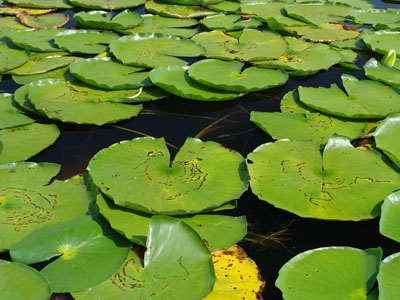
200 14 262 31
12 66 69 84
110 33 205 68
246 135 400 220
379 191 400 243
276 247 382 300
0 123 60 164
374 113 400 168
68 0 145 9
74 10 143 31
0 38 30 73
146 0 218 19
10 215 131 292
0 93 34 129
287 22 360 42
54 30 119 54
363 30 400 56
188 59 288 93
0 260 51 300
364 58 400 89
70 57 152 90
6 0 72 8
150 66 245 101
88 137 248 215
18 13 69 28
0 16 29 31
377 252 400 300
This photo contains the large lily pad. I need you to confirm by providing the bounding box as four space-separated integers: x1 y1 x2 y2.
110 33 205 68
0 93 34 129
54 30 119 54
6 0 72 8
276 247 382 300
298 74 400 119
74 10 143 31
150 66 245 101
0 162 96 251
200 14 262 31
18 13 69 29
192 29 288 61
88 137 248 215
288 22 360 42
377 252 400 300
0 123 60 164
351 9 400 30
364 58 400 89
72 216 215 300
0 38 30 73
374 113 400 168
10 215 131 292
379 191 400 243
250 111 366 146
246 135 400 220
0 260 51 300
69 0 145 9
363 30 400 56
188 59 288 93
146 0 217 18
12 66 69 84
118 14 198 38
280 90 314 113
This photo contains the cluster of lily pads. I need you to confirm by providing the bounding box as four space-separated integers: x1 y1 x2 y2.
1 0 400 298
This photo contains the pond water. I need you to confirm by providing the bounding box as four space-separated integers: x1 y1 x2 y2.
1 0 400 298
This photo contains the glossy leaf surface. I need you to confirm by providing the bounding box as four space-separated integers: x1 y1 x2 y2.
0 93 34 129
379 191 400 243
377 252 400 300
364 58 400 89
74 10 143 31
69 0 145 9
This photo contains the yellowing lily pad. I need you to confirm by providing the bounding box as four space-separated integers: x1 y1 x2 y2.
288 22 360 42
0 6 55 15
6 0 72 8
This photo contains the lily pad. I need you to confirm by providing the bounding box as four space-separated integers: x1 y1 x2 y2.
299 74 400 119
54 30 119 54
288 22 360 42
150 66 245 101
6 0 72 8
88 137 248 215
10 215 131 292
0 260 51 300
110 33 205 68
68 0 145 9
0 162 96 251
374 113 400 168
351 9 400 30
377 252 400 300
74 10 143 31
280 89 314 113
12 66 69 84
0 16 29 31
276 247 382 300
0 93 34 129
206 0 240 13
0 38 30 73
363 30 400 56
0 6 55 15
250 111 365 146
97 193 247 250
118 14 198 38
246 135 400 220
69 57 151 90
200 14 262 31
188 59 288 93
5 28 67 52
146 0 218 19
364 58 400 89
379 191 400 243
18 13 69 29
72 216 215 300
0 123 60 164
14 84 45 113
192 29 288 61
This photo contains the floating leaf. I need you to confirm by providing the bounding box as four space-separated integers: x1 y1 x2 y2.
69 0 145 9
69 57 151 90
146 0 217 19
6 0 72 8
250 111 366 146
0 38 30 73
150 66 245 101
12 66 69 84
203 245 265 300
379 191 400 243
74 10 143 31
0 93 34 129
299 74 400 119
54 30 119 54
374 113 400 168
377 252 400 300
110 33 205 68
88 137 248 215
10 215 131 292
351 9 400 30
0 260 51 300
363 30 400 56
192 29 287 61
364 58 400 89
280 90 314 114
276 247 382 300
72 216 215 300
0 123 60 164
200 14 262 31
246 135 400 220
188 59 288 93
0 6 55 15
0 16 29 31
0 162 96 251
288 22 360 42
18 13 69 29
206 0 239 13
330 28 371 50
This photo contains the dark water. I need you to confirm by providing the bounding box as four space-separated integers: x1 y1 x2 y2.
1 1 400 299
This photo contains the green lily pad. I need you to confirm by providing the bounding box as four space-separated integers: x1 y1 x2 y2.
188 59 288 93
351 9 400 30
363 30 400 56
14 84 42 113
146 0 218 19
374 113 400 168
110 33 205 68
118 14 198 38
54 30 119 54
276 247 382 300
72 216 216 300
280 90 314 113
0 260 51 300
150 66 245 101
379 191 400 243
7 52 82 75
206 0 240 13
18 13 69 28
364 58 400 89
88 137 248 215
4 28 67 52
200 14 262 31
27 79 143 125
136 86 171 101
0 123 60 164
12 66 69 84
246 135 400 220
70 57 152 90
97 193 247 250
0 93 34 129
250 111 366 146
330 28 371 50
74 10 143 31
332 0 373 9
377 252 400 300
0 162 96 251
6 0 72 8
10 215 131 292
0 16 29 31
0 38 30 73
68 0 145 9
288 22 360 42
192 29 288 61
